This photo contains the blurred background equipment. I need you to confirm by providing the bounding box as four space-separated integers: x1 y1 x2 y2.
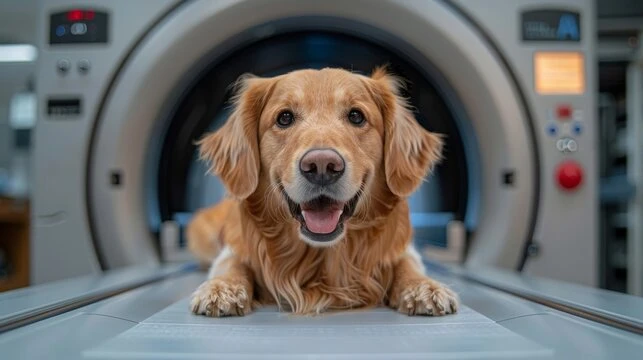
597 13 643 296
29 0 599 289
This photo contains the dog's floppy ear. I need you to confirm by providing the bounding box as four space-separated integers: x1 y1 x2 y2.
197 75 275 199
367 67 443 197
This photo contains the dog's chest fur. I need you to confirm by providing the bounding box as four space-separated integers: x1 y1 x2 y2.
243 222 408 314
231 194 412 314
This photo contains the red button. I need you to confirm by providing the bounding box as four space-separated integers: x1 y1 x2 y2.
556 161 583 190
556 105 572 120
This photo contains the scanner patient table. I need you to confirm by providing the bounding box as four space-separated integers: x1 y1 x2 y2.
1 261 643 359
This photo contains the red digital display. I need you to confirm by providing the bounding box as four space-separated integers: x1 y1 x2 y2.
51 9 107 44
66 9 95 21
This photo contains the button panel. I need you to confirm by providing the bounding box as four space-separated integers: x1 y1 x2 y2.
49 9 108 45
545 103 584 154
545 103 586 192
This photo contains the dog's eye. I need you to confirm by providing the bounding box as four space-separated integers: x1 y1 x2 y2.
348 109 366 126
276 111 295 128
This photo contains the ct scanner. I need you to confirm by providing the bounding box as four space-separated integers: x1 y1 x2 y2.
32 0 597 286
3 0 643 359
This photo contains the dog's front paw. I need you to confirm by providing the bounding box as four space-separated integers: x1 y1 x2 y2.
190 279 252 317
397 279 459 316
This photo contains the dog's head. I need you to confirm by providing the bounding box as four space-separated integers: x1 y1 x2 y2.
198 67 442 247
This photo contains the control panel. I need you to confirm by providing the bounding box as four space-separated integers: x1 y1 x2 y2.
521 8 588 192
544 102 586 191
49 9 109 45
46 8 107 119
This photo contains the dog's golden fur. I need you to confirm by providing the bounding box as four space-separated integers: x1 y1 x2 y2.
188 67 459 316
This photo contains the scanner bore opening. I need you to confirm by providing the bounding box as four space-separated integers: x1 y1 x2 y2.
149 30 478 254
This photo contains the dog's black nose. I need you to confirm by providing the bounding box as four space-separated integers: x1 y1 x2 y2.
299 149 345 186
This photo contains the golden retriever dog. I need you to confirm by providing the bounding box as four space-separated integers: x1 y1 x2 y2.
187 66 459 317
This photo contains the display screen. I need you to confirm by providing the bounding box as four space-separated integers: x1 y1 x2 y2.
49 9 108 45
534 52 585 94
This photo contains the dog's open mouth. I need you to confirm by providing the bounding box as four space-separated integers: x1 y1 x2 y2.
284 194 359 243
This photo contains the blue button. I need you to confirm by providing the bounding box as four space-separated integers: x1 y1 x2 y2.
572 122 582 135
546 123 558 136
56 25 66 37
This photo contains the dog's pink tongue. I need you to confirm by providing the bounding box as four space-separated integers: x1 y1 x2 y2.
302 209 342 234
